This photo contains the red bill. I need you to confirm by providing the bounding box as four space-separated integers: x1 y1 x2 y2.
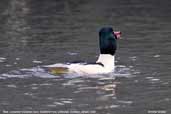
114 31 121 39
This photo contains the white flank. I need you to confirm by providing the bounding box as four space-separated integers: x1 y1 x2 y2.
44 63 68 68
68 54 115 74
44 54 115 75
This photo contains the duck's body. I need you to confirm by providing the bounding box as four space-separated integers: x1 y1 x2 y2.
44 27 121 75
46 54 115 75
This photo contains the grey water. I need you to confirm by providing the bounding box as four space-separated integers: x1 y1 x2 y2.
0 0 171 114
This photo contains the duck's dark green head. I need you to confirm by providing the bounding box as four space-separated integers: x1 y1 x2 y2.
99 27 120 55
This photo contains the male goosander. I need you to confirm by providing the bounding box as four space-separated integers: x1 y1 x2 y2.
45 27 121 75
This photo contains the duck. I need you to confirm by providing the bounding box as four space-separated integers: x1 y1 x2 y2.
44 27 121 75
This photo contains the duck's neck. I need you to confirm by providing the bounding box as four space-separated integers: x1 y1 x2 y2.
96 54 115 70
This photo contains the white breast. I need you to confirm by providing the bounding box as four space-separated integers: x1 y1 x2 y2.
96 54 115 70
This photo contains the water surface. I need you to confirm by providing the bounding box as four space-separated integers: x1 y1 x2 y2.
0 0 171 114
